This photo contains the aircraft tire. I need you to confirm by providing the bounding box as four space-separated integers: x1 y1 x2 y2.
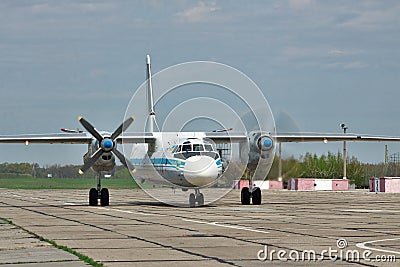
197 193 204 206
252 187 262 205
89 188 98 206
189 193 196 208
100 188 109 206
241 187 251 205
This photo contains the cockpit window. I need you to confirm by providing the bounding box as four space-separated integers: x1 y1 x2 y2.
182 144 191 152
204 144 213 151
193 144 204 151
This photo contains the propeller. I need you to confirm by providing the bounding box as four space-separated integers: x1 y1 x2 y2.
77 116 135 174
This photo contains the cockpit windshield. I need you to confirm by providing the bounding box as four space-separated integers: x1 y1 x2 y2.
172 139 218 160
182 144 191 152
193 144 204 151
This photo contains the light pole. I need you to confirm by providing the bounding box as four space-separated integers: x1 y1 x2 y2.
340 123 348 179
278 142 282 181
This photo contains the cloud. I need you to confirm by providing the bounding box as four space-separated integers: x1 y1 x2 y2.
337 4 400 30
280 46 315 60
343 61 369 69
328 49 362 57
288 0 315 10
321 61 369 70
175 1 220 23
73 2 116 13
27 2 116 15
31 3 61 14
328 49 346 56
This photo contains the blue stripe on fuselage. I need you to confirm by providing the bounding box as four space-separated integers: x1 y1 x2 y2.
131 156 222 169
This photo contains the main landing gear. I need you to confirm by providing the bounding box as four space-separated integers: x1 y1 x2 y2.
241 186 262 205
189 188 204 208
89 172 109 206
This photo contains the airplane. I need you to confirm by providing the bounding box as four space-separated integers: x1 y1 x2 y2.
2 55 400 207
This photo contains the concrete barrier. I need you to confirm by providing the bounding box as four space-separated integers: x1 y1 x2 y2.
253 180 283 190
232 180 249 189
369 177 400 193
233 180 283 190
332 179 349 190
289 178 348 191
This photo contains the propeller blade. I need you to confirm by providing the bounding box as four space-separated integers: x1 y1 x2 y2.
78 148 103 174
110 116 135 141
112 148 135 172
78 116 104 141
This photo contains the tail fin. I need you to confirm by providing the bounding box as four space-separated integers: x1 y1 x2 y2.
146 55 155 132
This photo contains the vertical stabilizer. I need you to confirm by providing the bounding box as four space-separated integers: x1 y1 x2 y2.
146 55 155 132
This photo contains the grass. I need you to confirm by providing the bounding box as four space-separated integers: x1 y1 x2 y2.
0 174 138 190
1 217 103 267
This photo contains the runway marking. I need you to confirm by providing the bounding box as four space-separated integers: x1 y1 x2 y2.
356 237 400 255
337 209 400 213
97 207 269 234
95 207 168 216
30 197 45 200
219 207 274 211
64 202 77 205
183 218 270 234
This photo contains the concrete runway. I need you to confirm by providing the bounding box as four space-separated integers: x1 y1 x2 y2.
0 188 399 266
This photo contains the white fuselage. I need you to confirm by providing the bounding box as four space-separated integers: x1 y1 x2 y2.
129 132 222 188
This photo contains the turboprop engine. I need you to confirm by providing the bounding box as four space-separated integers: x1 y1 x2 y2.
241 131 274 172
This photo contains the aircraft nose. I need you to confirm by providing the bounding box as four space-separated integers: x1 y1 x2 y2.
183 155 219 187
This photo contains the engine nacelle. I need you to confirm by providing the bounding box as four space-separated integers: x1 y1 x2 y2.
249 131 274 153
241 131 275 174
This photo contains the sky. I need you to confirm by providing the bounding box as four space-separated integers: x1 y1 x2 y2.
1 0 400 165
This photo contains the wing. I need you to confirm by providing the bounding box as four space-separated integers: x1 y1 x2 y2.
2 131 398 145
204 132 247 143
205 132 400 144
0 133 92 144
0 132 156 144
274 132 400 143
117 132 156 144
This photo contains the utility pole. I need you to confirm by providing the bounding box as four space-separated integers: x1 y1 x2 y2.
340 123 348 179
385 145 388 164
278 142 282 181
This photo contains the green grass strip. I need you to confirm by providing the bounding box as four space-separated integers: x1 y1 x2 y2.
1 217 103 267
0 175 138 190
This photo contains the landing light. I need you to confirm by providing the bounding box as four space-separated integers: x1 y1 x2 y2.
323 138 328 144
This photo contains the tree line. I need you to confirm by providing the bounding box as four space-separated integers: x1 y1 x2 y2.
0 162 130 179
266 151 397 187
1 152 398 187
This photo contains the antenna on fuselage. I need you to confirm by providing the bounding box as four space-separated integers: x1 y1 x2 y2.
146 54 156 132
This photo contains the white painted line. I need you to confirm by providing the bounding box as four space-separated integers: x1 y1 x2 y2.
183 218 270 234
64 202 77 205
95 207 167 216
356 237 400 255
30 197 45 200
219 207 274 211
337 209 400 213
95 207 269 234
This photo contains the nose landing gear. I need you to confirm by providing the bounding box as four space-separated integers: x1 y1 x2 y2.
189 188 204 208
